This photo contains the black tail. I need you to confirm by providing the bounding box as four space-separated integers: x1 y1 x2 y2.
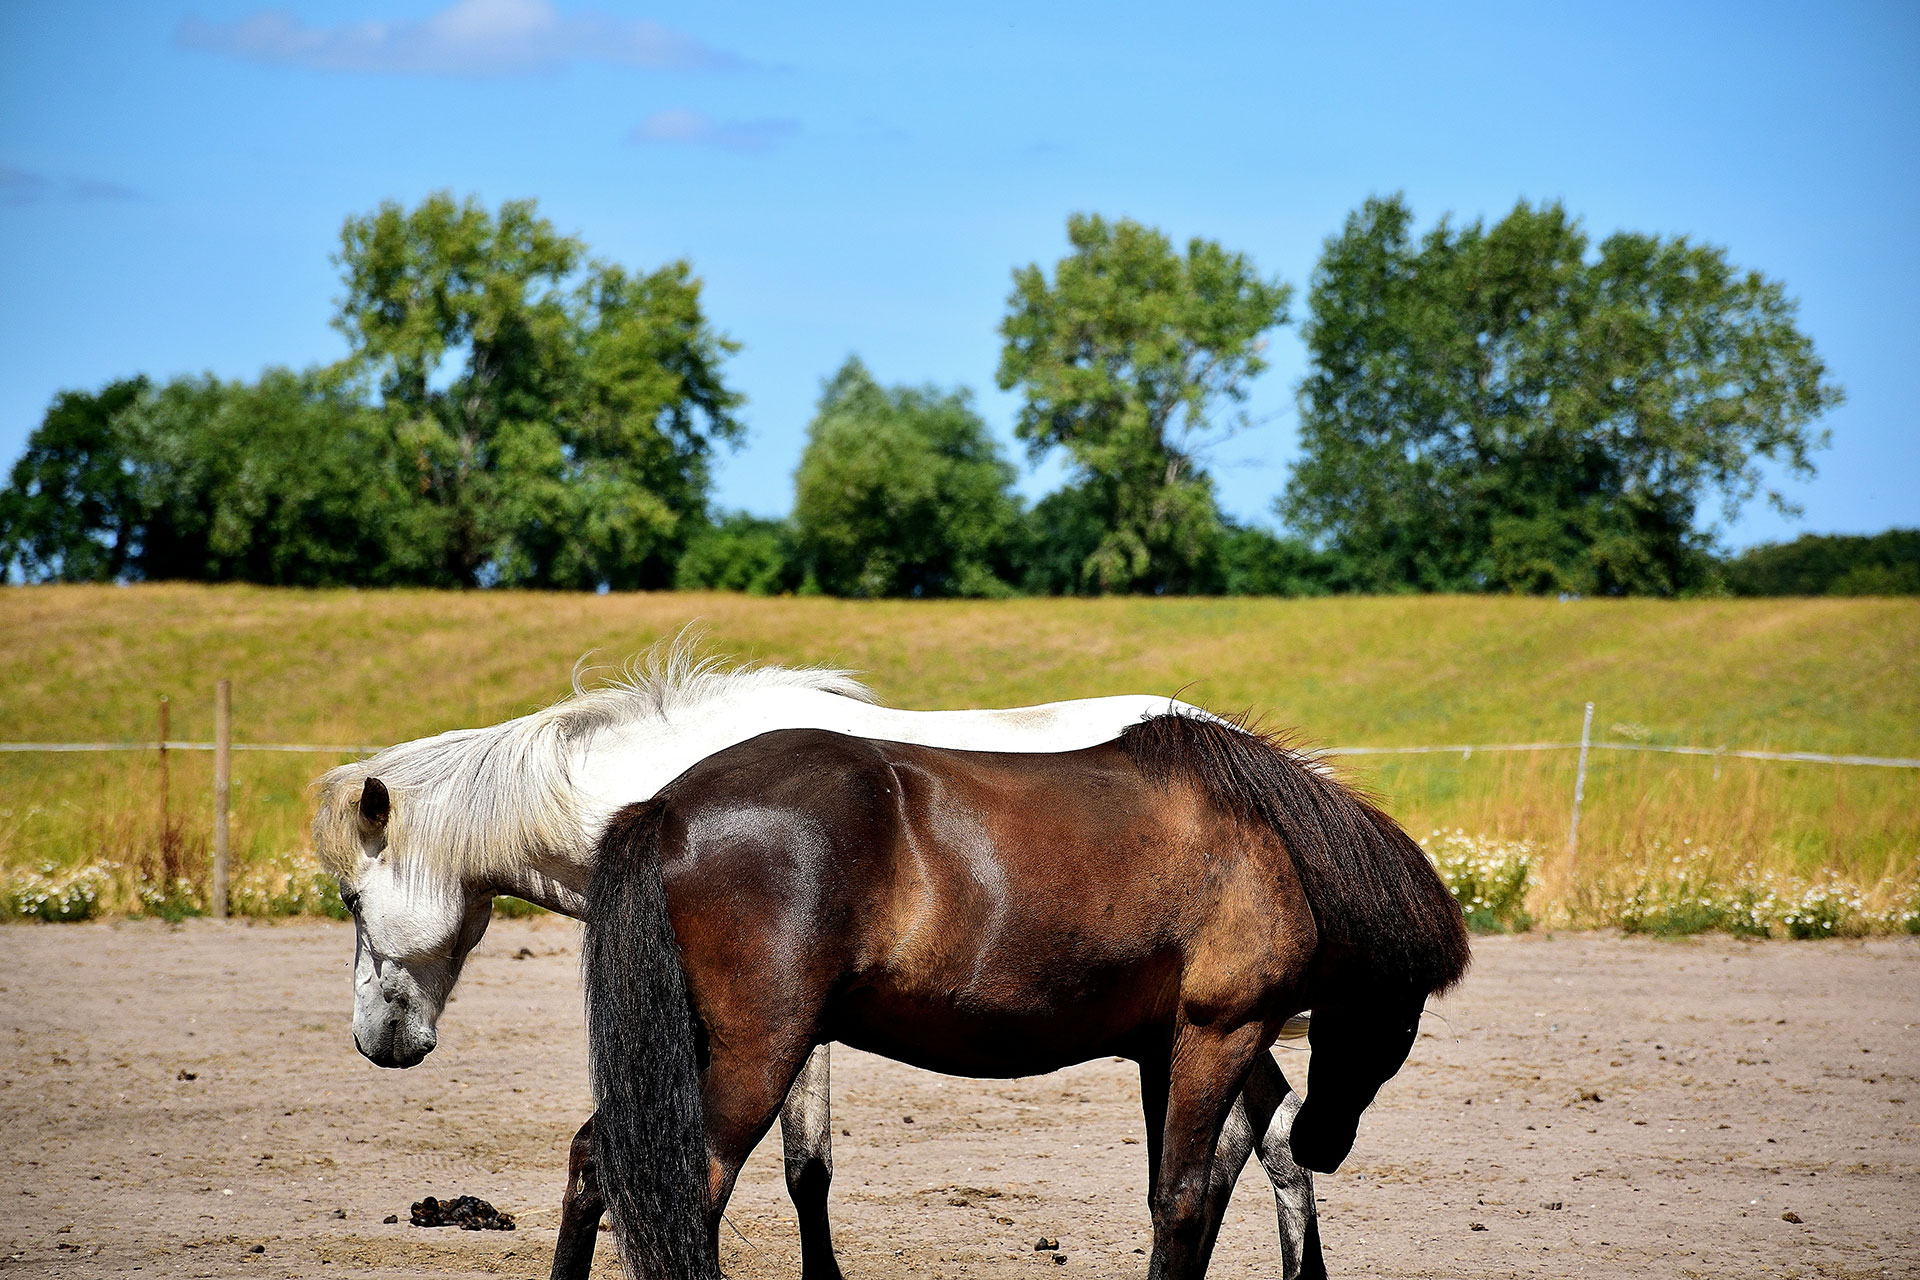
1120 712 1470 995
583 801 718 1280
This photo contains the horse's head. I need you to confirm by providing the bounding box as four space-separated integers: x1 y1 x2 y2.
1288 987 1426 1173
317 776 495 1068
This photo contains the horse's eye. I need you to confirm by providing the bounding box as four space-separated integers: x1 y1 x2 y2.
341 890 361 916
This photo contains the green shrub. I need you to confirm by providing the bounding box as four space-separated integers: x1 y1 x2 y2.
2 862 110 921
1779 881 1864 939
137 876 206 923
1424 830 1537 932
228 850 350 918
1572 848 1899 940
1615 848 1735 936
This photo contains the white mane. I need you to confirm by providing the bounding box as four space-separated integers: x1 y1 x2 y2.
312 637 874 881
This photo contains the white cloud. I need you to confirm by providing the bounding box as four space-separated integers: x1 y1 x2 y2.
631 109 798 153
1 165 140 206
176 0 748 76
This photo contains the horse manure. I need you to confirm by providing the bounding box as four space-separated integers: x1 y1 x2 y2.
1034 1237 1059 1251
247 1244 264 1254
1781 1211 1803 1223
1052 1255 1067 1265
176 1069 197 1081
408 1195 516 1230
1469 1222 1487 1231
382 1215 398 1224
902 1115 914 1123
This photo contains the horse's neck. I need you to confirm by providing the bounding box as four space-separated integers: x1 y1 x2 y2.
488 850 592 919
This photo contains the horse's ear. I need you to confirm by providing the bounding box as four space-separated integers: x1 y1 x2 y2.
357 777 391 837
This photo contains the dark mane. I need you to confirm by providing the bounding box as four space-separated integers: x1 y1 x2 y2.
1119 711 1470 994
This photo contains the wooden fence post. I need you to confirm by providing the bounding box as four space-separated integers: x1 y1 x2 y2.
1567 701 1594 863
212 680 231 920
157 695 170 862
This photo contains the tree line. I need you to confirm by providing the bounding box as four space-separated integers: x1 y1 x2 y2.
4 191 1887 597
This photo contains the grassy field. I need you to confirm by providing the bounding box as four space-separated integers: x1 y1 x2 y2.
2 584 1915 928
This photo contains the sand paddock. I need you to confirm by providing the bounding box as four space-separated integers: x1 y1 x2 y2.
2 920 1915 1279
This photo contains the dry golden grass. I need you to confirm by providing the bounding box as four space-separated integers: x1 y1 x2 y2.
2 584 1914 911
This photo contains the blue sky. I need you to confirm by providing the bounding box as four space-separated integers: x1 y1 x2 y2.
2 0 1915 547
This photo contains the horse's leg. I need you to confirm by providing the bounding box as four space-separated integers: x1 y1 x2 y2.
1195 1091 1257 1265
1239 1055 1325 1280
1196 1070 1324 1280
1138 1055 1170 1196
778 1044 843 1280
1147 1025 1268 1280
702 1038 822 1266
548 1115 603 1280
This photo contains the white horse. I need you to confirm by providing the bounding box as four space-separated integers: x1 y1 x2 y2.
312 642 1321 1280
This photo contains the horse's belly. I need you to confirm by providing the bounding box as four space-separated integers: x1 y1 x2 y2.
825 970 1168 1078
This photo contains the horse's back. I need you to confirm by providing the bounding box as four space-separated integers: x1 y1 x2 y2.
657 725 1245 904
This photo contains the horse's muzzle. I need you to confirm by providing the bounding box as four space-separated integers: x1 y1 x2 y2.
355 1024 436 1069
1288 1099 1357 1174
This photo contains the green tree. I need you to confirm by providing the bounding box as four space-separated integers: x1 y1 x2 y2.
333 191 743 588
998 213 1292 593
792 357 1021 598
1215 525 1356 597
0 371 443 586
118 370 444 585
675 512 798 595
1282 195 1844 596
1726 529 1920 597
1013 482 1110 596
0 377 149 582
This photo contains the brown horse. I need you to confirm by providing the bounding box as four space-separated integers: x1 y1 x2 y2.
582 712 1470 1279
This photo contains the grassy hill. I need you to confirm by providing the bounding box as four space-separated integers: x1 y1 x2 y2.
3 585 1915 924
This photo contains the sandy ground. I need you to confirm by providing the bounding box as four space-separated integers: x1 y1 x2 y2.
2 919 1916 1280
